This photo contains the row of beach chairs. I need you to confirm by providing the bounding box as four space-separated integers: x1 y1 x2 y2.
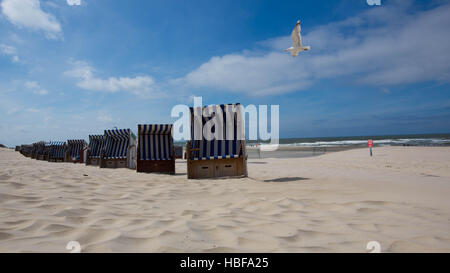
17 103 248 179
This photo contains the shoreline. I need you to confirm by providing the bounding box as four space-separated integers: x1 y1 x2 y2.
246 146 360 159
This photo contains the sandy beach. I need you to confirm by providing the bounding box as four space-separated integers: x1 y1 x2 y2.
0 146 449 253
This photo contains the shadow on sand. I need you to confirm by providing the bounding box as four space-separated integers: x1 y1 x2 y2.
263 177 310 183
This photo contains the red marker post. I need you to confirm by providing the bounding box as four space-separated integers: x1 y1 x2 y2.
368 139 373 157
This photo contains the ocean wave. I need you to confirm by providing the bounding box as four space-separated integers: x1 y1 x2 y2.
250 138 450 148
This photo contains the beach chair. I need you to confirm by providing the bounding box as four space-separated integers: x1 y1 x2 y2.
86 135 106 166
66 139 87 163
42 142 52 161
33 141 46 160
31 142 38 158
186 103 247 179
48 142 66 162
20 144 33 157
137 124 175 174
15 146 20 152
100 129 137 169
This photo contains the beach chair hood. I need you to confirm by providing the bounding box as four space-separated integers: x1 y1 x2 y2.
138 124 173 160
67 139 87 158
88 135 106 158
104 129 133 159
189 103 245 160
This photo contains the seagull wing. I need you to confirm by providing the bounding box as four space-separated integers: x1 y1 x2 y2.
291 21 302 48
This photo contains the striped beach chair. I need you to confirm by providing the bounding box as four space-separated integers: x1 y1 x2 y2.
86 135 106 166
186 103 247 179
137 124 175 174
101 129 137 169
20 144 33 157
48 141 66 162
30 142 38 158
66 139 87 163
33 141 46 160
42 142 52 161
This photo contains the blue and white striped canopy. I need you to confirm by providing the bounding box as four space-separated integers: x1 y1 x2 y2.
104 129 131 159
138 124 173 160
42 141 52 154
49 141 66 159
138 124 172 134
189 103 245 160
67 139 86 157
33 141 46 155
88 135 106 158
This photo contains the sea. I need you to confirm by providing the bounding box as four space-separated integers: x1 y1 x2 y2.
245 133 450 158
248 133 450 148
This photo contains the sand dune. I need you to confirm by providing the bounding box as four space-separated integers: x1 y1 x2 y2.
0 147 449 252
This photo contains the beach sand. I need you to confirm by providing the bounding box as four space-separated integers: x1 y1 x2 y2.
0 146 449 253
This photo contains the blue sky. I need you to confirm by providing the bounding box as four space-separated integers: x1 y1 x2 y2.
1 0 450 146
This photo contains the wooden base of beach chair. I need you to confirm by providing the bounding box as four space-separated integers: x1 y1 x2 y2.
100 158 128 169
136 159 175 174
48 158 62 162
187 157 246 179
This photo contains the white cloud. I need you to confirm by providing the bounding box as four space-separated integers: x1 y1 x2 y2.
64 60 159 97
181 2 450 96
25 81 39 89
184 52 312 96
1 0 62 39
33 89 48 95
0 43 19 63
24 81 48 95
96 110 113 123
27 107 41 113
66 0 81 6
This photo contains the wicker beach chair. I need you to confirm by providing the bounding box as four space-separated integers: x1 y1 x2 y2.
30 142 37 158
48 141 66 162
20 144 33 157
86 135 106 166
186 103 247 179
100 129 137 169
66 139 87 163
33 141 46 160
42 142 52 161
137 124 175 174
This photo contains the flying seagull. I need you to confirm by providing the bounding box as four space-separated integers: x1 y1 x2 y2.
284 20 311 57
